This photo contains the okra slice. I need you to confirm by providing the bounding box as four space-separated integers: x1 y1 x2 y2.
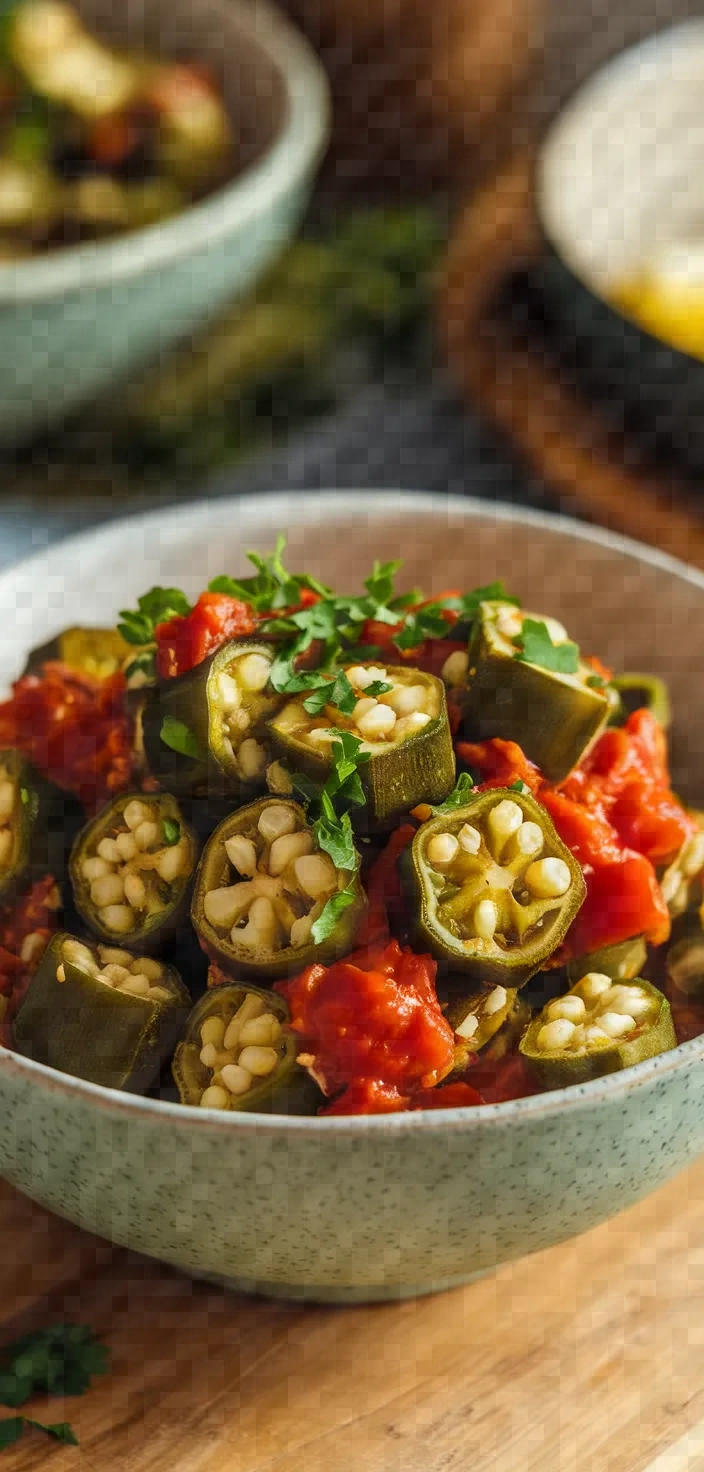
520 972 676 1088
172 982 318 1113
407 788 586 986
566 935 647 985
23 626 131 680
70 793 197 950
659 811 704 918
268 662 456 828
191 797 366 978
445 983 517 1070
142 637 281 796
608 673 671 730
13 932 189 1092
465 601 611 781
667 932 704 1000
0 749 79 904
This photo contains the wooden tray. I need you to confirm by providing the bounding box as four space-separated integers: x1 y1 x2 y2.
440 154 704 569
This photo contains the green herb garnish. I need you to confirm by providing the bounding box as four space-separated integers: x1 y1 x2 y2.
311 885 359 944
19 787 28 806
586 674 607 690
431 772 475 814
162 818 181 846
160 717 200 760
514 619 580 675
0 1323 109 1450
208 534 331 613
0 1416 79 1448
118 587 191 648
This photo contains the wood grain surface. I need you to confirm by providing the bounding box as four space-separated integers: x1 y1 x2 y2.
0 1163 703 1470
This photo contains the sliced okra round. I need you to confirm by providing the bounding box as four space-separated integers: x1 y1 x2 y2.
13 931 190 1092
659 811 704 918
191 796 366 978
268 661 456 829
142 636 282 796
520 972 676 1088
70 791 198 950
464 600 612 782
565 935 647 986
406 787 586 987
172 981 319 1114
608 673 671 730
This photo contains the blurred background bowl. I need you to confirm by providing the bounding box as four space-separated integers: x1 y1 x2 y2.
535 22 704 473
0 0 329 447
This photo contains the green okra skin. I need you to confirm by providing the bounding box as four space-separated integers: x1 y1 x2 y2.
443 983 518 1073
565 935 647 986
268 665 456 832
464 601 612 782
172 981 320 1114
659 812 704 919
191 796 366 979
141 636 281 797
13 932 190 1092
22 626 131 680
69 791 198 953
0 748 82 906
520 974 676 1089
608 673 672 729
405 787 586 988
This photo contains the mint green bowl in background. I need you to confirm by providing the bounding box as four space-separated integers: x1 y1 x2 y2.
0 491 703 1303
0 0 329 445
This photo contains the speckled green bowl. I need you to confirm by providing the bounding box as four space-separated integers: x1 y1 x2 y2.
0 0 329 445
0 491 703 1302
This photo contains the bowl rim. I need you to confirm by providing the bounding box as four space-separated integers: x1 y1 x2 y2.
0 0 330 303
3 485 704 1133
535 18 704 370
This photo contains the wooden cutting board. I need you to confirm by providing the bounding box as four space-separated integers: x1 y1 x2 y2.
2 1163 704 1471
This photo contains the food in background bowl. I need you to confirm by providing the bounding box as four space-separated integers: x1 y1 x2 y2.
612 245 704 362
0 534 699 1119
0 0 235 256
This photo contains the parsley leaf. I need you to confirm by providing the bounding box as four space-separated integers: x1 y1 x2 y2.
362 680 393 698
586 674 607 690
302 670 357 717
363 559 402 607
314 795 357 869
326 732 371 810
393 606 449 651
0 1323 109 1407
514 618 580 675
431 772 475 814
118 587 191 647
311 886 358 943
0 1417 79 1449
160 716 200 759
124 649 157 683
162 818 181 846
209 536 332 614
0 1418 25 1448
393 582 519 652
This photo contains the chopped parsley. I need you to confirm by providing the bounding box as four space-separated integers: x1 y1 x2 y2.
160 716 200 760
514 618 580 675
431 772 475 814
162 817 181 846
208 534 331 613
289 733 371 940
0 1323 109 1451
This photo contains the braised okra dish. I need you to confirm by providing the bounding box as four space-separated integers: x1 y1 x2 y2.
0 0 234 258
0 538 701 1114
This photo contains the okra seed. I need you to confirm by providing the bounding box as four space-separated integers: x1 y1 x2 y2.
497 606 524 638
120 974 151 996
240 1014 281 1047
98 947 134 968
200 1042 220 1068
237 654 272 693
156 843 187 883
514 822 544 857
485 985 508 1016
441 650 469 687
582 1024 609 1045
135 820 159 852
235 895 278 949
123 799 151 831
547 995 586 1023
537 1018 576 1051
101 904 136 934
682 832 704 879
200 1017 226 1048
90 873 125 908
238 1045 279 1076
290 914 313 947
63 938 97 971
216 672 241 710
294 852 337 900
220 1063 253 1096
204 883 252 930
199 1086 229 1110
455 1012 479 1040
474 899 498 940
224 834 257 877
20 932 45 965
265 762 293 796
347 665 388 690
379 684 427 717
394 713 431 741
353 696 378 722
238 738 268 780
223 994 265 1051
524 858 571 899
356 704 397 742
599 1011 638 1038
268 829 313 877
308 727 337 744
124 873 146 909
574 972 612 1003
115 831 138 861
488 800 524 853
543 616 569 645
0 830 12 867
258 805 296 843
457 824 482 855
100 963 131 986
134 956 162 980
81 856 111 882
0 781 15 822
428 833 460 867
148 986 171 1001
55 963 65 982
97 837 121 864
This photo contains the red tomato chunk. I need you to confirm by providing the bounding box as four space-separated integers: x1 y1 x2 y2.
155 593 257 679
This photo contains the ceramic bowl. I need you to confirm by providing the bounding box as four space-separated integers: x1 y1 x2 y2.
536 22 704 471
0 0 329 446
1 490 703 1304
